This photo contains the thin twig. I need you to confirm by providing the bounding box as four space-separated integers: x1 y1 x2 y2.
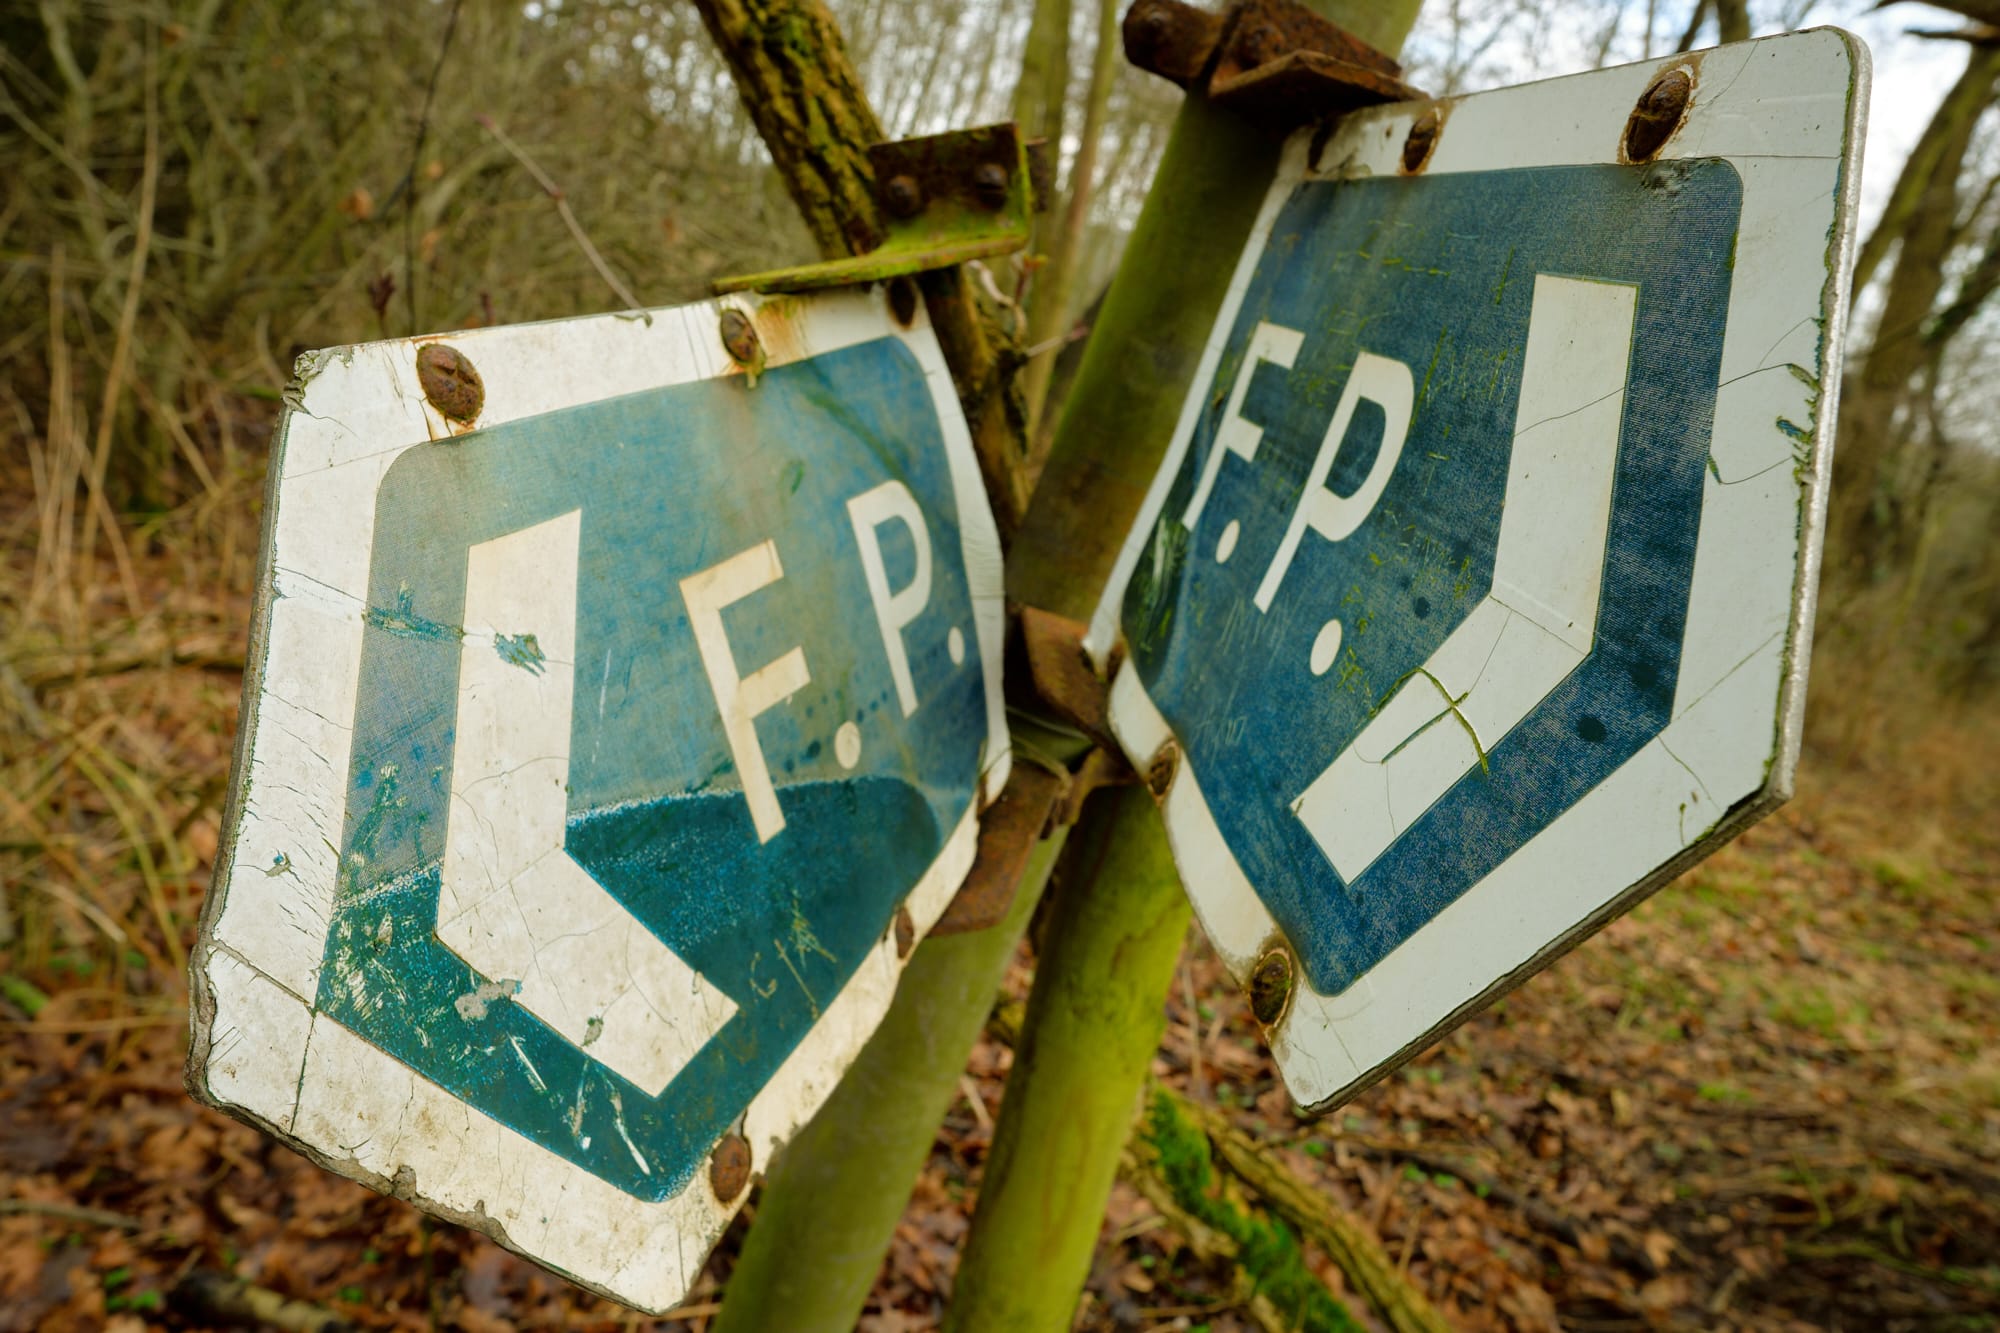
2 1013 185 1033
1020 324 1088 360
75 28 155 623
475 114 645 311
403 0 465 336
0 1199 146 1230
1674 0 1710 51
24 245 70 632
176 1271 357 1333
11 874 132 948
12 640 242 689
666 1301 723 1319
959 1073 993 1131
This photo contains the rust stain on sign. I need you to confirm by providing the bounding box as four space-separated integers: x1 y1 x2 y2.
416 343 484 423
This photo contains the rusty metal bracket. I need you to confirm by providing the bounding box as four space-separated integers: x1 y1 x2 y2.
930 764 1068 935
1016 605 1119 753
1123 0 1423 129
931 605 1141 936
931 740 1137 936
715 124 1047 295
1054 745 1136 827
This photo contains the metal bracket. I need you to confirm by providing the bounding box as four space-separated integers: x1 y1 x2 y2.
1016 605 1120 754
930 764 1067 935
930 605 1140 936
1124 0 1424 129
715 124 1045 295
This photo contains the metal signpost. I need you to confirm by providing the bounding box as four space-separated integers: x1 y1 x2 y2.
1089 32 1867 1111
187 288 1009 1311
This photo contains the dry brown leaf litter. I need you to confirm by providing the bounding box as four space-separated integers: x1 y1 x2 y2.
4 451 1996 1333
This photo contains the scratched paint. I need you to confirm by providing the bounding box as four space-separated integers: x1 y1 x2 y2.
493 632 547 673
320 338 984 1201
1092 31 1866 1112
1122 163 1740 995
186 287 1010 1312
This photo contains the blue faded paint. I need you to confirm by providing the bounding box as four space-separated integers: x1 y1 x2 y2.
1121 163 1742 995
319 337 985 1201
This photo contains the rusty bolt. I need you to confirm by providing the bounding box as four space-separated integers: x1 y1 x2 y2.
887 275 919 328
709 1132 751 1202
894 906 916 959
1247 947 1295 1027
718 308 761 366
882 173 924 218
1239 22 1284 68
415 343 483 423
1401 107 1441 174
971 162 1010 210
1145 740 1180 800
1624 67 1691 163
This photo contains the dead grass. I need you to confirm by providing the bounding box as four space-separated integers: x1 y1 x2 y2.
1 0 812 525
0 445 251 1028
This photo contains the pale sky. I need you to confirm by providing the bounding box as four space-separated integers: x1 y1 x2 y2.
1836 2 1973 226
1402 0 1978 232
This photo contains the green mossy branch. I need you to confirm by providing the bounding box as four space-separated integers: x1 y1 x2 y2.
692 0 885 260
944 787 1195 1333
692 0 1034 533
1139 1092 1367 1333
985 999 1452 1333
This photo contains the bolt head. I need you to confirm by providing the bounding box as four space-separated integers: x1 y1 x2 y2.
1401 108 1441 175
971 162 1010 209
1624 68 1692 162
415 343 484 424
718 308 762 367
709 1132 751 1203
1247 948 1294 1027
883 173 924 218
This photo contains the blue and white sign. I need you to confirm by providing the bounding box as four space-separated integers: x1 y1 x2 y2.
1092 33 1866 1111
188 288 1008 1310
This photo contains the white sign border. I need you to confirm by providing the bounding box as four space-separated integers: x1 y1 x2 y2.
187 287 1011 1311
1091 31 1868 1112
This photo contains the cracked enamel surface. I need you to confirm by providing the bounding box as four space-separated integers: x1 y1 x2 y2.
1090 31 1867 1113
187 287 1008 1312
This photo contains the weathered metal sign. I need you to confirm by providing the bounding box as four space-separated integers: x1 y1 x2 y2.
1089 32 1866 1111
187 289 1009 1310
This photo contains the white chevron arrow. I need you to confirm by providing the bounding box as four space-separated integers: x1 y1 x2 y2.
1292 273 1638 880
434 509 737 1102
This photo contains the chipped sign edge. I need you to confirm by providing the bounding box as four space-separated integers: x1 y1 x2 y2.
1088 29 1869 1113
186 286 1010 1311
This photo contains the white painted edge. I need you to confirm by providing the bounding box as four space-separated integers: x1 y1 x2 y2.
187 286 1008 1311
1095 30 1869 1112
